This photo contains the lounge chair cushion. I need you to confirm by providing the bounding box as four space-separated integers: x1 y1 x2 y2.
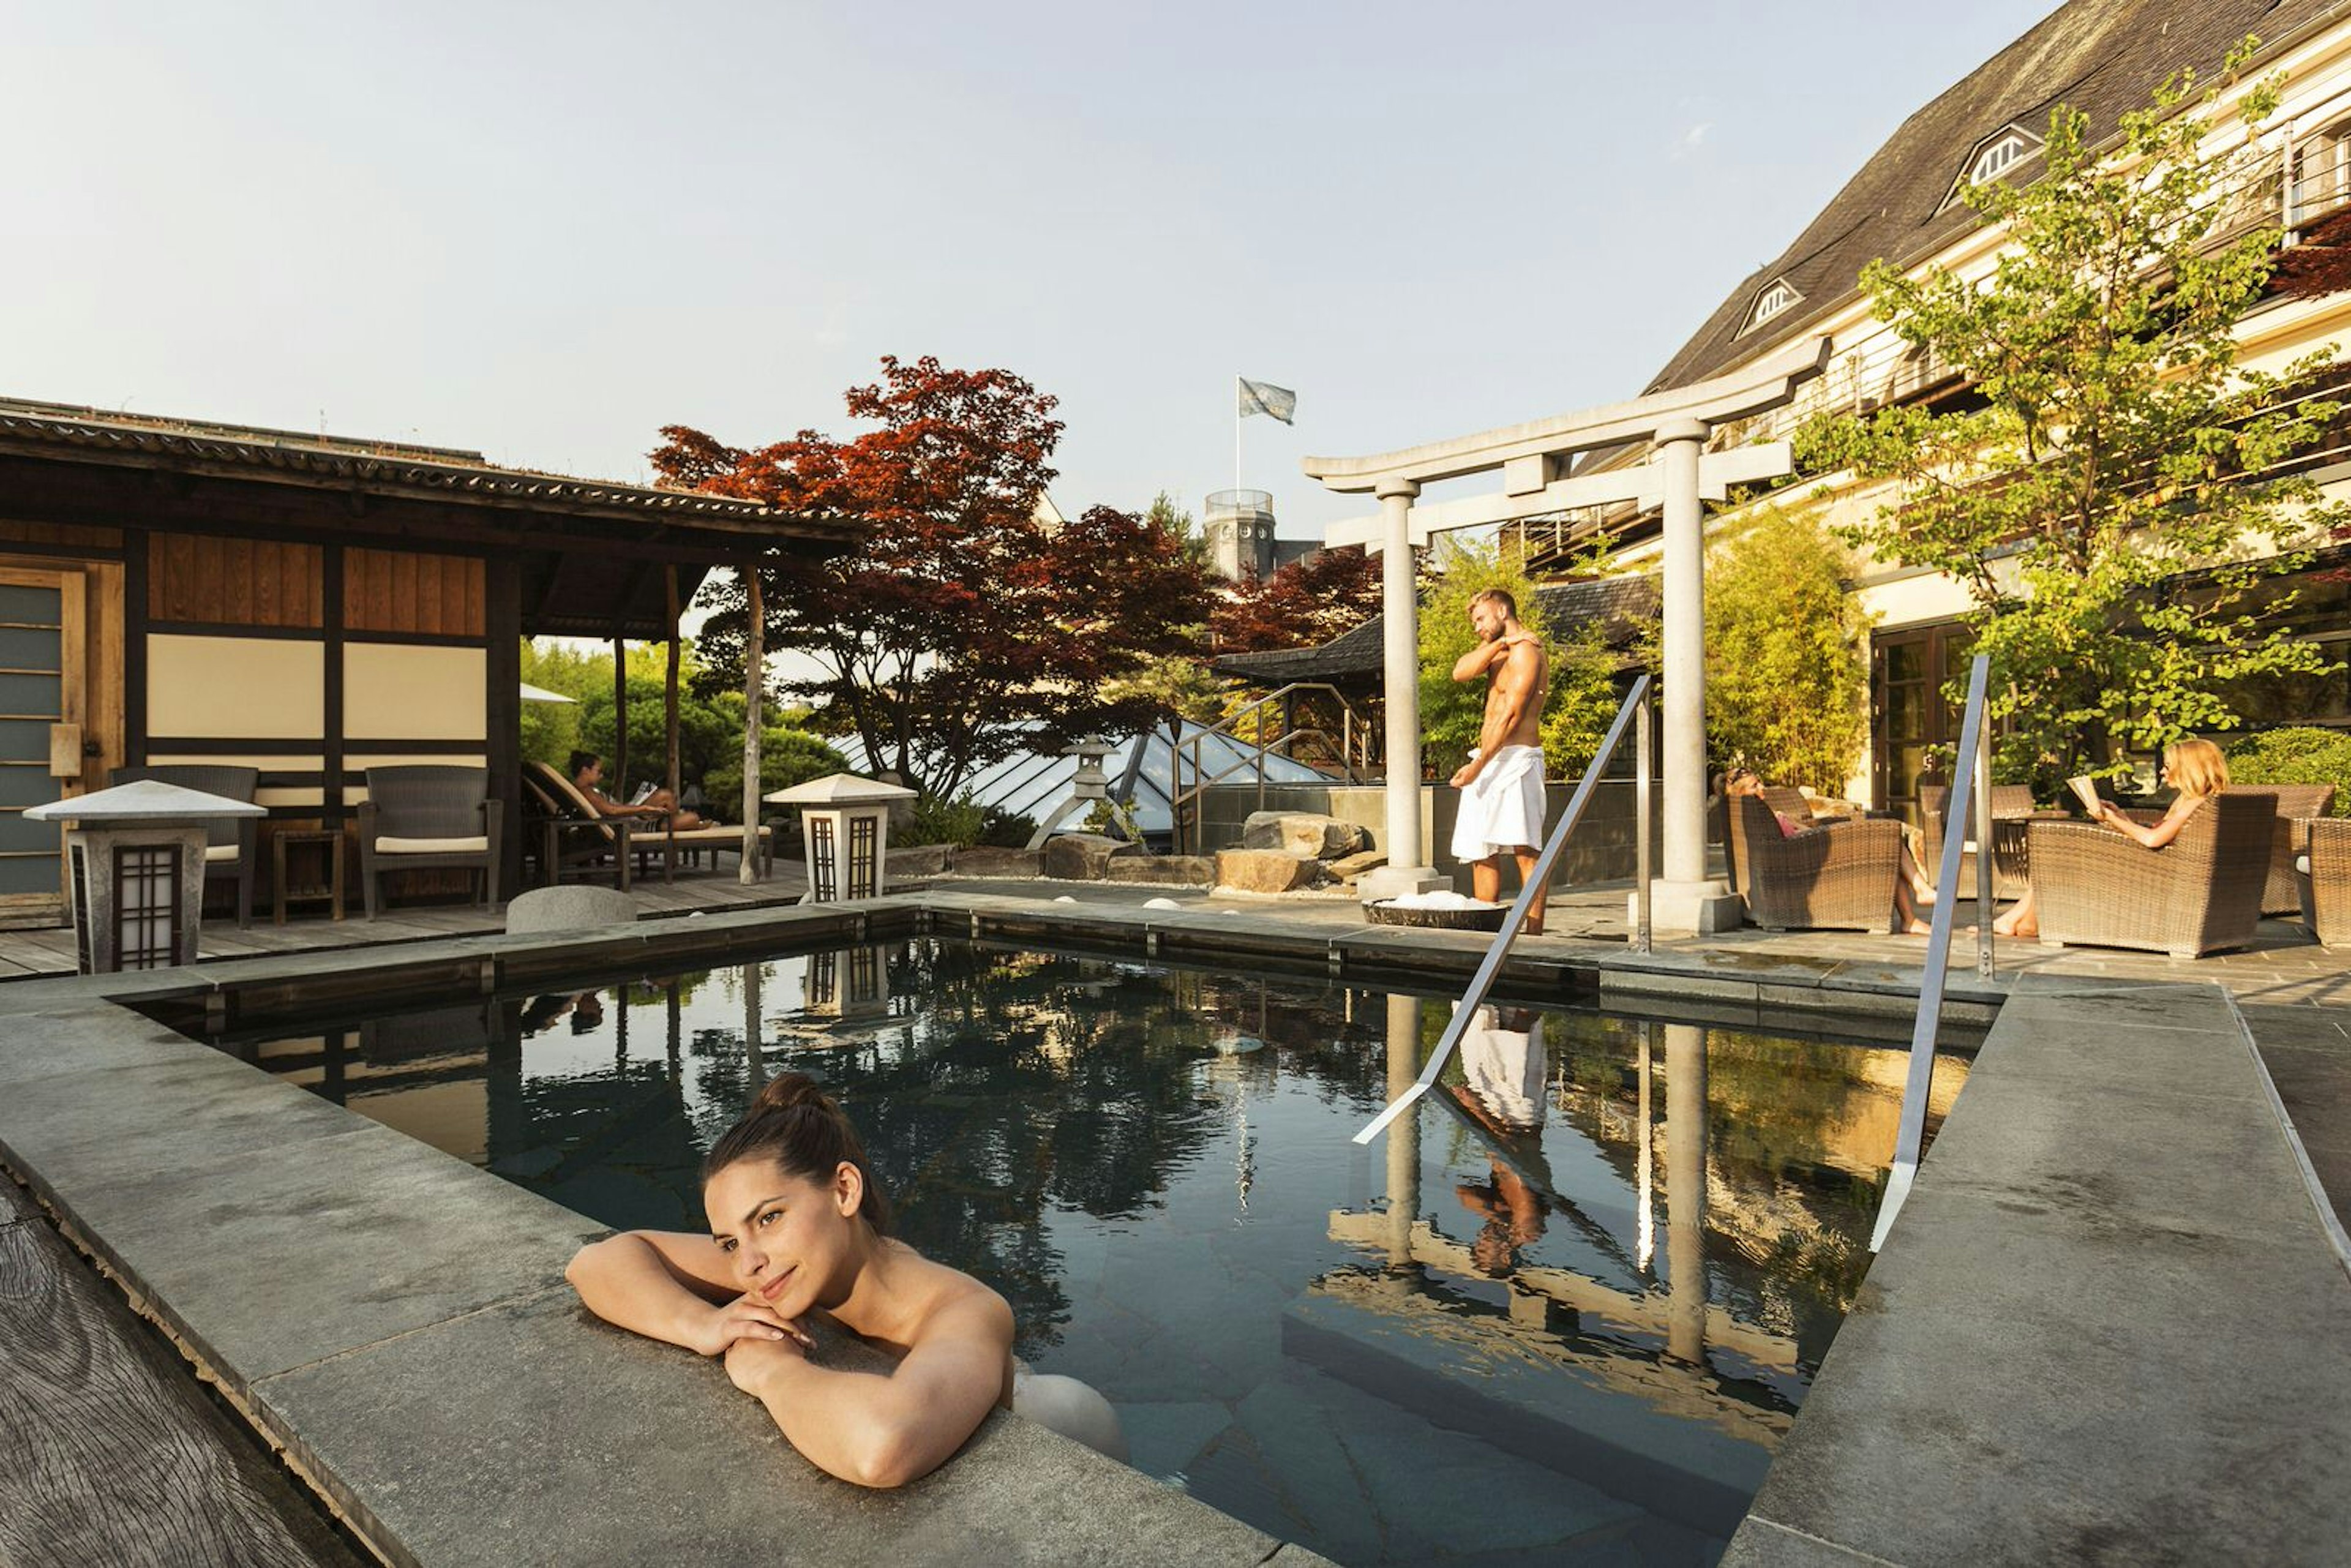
375 835 490 854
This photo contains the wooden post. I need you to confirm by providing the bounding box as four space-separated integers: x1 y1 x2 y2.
611 633 629 790
741 566 763 884
664 568 682 814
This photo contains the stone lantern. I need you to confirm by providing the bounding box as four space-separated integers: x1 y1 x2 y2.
1024 741 1119 849
766 773 917 903
25 779 268 973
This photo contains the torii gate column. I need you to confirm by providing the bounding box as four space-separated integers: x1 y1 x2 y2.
1360 477 1447 904
1652 419 1741 932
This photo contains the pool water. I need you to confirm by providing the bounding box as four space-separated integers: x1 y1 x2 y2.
197 940 1969 1567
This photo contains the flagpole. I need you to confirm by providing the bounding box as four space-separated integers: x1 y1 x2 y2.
1234 373 1243 498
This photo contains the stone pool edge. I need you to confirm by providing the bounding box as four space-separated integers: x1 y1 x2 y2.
0 897 1337 1568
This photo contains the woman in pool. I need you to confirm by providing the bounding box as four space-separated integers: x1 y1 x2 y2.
565 1073 1122 1487
1993 738 2229 940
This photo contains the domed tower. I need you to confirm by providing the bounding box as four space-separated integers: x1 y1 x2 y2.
1203 489 1277 580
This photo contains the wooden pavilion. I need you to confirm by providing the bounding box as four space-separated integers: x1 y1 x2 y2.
0 395 853 928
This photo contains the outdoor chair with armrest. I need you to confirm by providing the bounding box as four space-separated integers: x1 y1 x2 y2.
1717 786 1817 891
359 765 502 919
2023 791 2275 959
1727 792 1907 932
109 764 260 928
1919 782 2063 901
520 762 634 890
2230 785 2336 916
2300 817 2351 949
525 760 773 882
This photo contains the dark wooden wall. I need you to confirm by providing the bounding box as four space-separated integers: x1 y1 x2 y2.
148 536 323 628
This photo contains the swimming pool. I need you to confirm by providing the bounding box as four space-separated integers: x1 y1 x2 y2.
187 938 1970 1566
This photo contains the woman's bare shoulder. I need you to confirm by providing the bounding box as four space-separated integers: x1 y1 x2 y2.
894 1244 1013 1338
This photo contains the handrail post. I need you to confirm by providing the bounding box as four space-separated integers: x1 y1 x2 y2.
1635 686 1653 955
1974 711 1995 981
1870 652 1991 1251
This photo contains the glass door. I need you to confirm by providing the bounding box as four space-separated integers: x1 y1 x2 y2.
0 568 84 923
1870 623 1965 826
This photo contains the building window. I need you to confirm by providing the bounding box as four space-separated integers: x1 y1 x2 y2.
1745 279 1800 332
1970 132 2031 184
2290 119 2351 228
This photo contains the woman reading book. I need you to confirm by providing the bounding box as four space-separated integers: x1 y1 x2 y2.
1993 738 2230 940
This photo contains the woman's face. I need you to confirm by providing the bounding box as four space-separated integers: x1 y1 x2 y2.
704 1157 860 1315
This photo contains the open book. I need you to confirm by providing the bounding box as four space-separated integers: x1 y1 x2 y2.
2066 775 2101 816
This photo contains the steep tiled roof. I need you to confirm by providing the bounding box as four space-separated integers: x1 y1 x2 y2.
0 395 825 531
1215 577 1659 685
1647 0 2345 394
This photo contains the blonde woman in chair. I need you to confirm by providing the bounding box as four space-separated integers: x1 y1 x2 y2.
1993 738 2229 940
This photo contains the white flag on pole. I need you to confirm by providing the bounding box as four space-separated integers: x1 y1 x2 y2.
1236 378 1297 424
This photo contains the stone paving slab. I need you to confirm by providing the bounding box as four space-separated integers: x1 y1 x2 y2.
253 1289 1295 1568
1723 985 2351 1566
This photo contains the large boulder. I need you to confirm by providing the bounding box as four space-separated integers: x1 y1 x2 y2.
1325 848 1389 886
1103 855 1217 887
948 846 1044 879
1213 849 1323 894
1239 811 1369 860
886 842 953 879
1043 833 1142 880
506 885 637 934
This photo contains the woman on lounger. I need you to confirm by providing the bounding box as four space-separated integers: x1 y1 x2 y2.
1993 738 2227 940
1722 768 1941 934
565 1073 1123 1487
569 749 710 830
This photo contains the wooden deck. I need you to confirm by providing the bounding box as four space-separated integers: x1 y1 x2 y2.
0 1177 362 1567
0 865 812 983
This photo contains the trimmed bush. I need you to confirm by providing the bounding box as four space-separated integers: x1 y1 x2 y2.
2224 726 2351 814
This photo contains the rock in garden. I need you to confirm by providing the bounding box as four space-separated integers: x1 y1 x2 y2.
1103 855 1216 887
948 846 1044 879
885 843 953 879
1213 849 1324 894
1043 832 1141 880
1239 811 1368 860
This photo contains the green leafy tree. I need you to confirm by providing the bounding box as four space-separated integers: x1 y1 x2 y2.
1704 508 1873 792
701 724 850 812
1798 47 2346 789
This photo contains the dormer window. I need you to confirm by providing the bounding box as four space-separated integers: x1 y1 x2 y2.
1951 125 2044 201
1744 278 1801 333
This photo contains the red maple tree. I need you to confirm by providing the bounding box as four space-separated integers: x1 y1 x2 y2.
654 357 1213 801
1210 544 1385 655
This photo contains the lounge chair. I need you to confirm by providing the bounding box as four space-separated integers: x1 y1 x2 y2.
520 764 635 890
110 764 260 928
1727 792 1907 931
1714 786 1818 891
2300 817 2350 949
360 765 503 919
523 760 773 882
2024 792 2275 958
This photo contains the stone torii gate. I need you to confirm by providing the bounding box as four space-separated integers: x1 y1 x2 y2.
1302 337 1829 932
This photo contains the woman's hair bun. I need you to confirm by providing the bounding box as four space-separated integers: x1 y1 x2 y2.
751 1071 832 1117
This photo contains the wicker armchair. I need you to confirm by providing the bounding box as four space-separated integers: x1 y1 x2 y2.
1717 787 1818 890
1727 793 1906 931
2230 786 2336 915
2301 818 2350 949
2024 792 2275 958
110 764 260 928
359 765 503 918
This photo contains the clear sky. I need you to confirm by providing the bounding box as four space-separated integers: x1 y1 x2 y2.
7 1 2058 540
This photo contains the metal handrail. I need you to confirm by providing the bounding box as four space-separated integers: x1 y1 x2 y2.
1353 675 1654 1146
1871 651 1993 1251
1172 682 1374 853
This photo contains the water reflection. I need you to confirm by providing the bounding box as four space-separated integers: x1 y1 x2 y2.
193 940 1971 1567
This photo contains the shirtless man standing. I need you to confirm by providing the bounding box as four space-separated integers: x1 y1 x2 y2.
1447 589 1552 933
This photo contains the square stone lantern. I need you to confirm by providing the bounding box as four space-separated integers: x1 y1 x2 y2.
766 773 917 904
25 779 268 973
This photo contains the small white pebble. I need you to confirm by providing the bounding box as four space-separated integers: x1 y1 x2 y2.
1053 895 1078 904
1143 898 1181 910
